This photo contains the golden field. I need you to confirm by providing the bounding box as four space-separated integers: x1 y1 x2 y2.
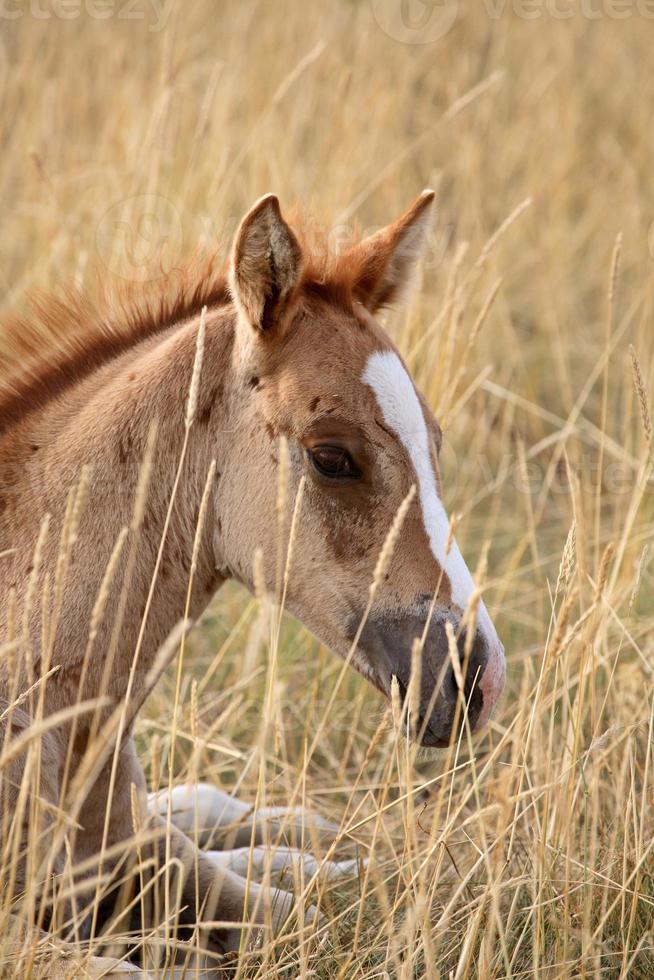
1 1 654 977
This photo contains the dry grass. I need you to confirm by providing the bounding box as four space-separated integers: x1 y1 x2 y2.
1 3 654 977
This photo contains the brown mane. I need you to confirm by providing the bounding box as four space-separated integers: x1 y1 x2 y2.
0 253 233 434
0 226 366 435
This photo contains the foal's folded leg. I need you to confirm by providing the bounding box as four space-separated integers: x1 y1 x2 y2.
145 813 317 956
207 845 360 886
148 782 338 850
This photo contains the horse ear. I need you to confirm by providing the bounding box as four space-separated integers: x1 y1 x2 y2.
350 190 435 313
230 194 303 333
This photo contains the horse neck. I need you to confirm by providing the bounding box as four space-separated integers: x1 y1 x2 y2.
2 306 235 705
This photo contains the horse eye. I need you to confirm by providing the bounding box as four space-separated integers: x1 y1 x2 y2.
308 446 361 481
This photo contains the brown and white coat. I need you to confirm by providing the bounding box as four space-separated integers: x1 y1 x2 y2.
0 191 505 975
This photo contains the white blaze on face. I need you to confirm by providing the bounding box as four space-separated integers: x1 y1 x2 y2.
361 350 505 716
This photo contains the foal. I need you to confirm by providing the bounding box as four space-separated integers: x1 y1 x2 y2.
0 190 505 974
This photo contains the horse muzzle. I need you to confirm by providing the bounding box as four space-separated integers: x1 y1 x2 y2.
352 604 506 747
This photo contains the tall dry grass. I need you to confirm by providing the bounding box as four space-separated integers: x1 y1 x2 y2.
1 2 654 977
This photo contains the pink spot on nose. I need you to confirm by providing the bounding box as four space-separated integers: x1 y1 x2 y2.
476 641 506 729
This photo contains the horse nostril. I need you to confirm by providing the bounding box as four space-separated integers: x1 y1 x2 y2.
442 627 488 719
444 663 458 700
